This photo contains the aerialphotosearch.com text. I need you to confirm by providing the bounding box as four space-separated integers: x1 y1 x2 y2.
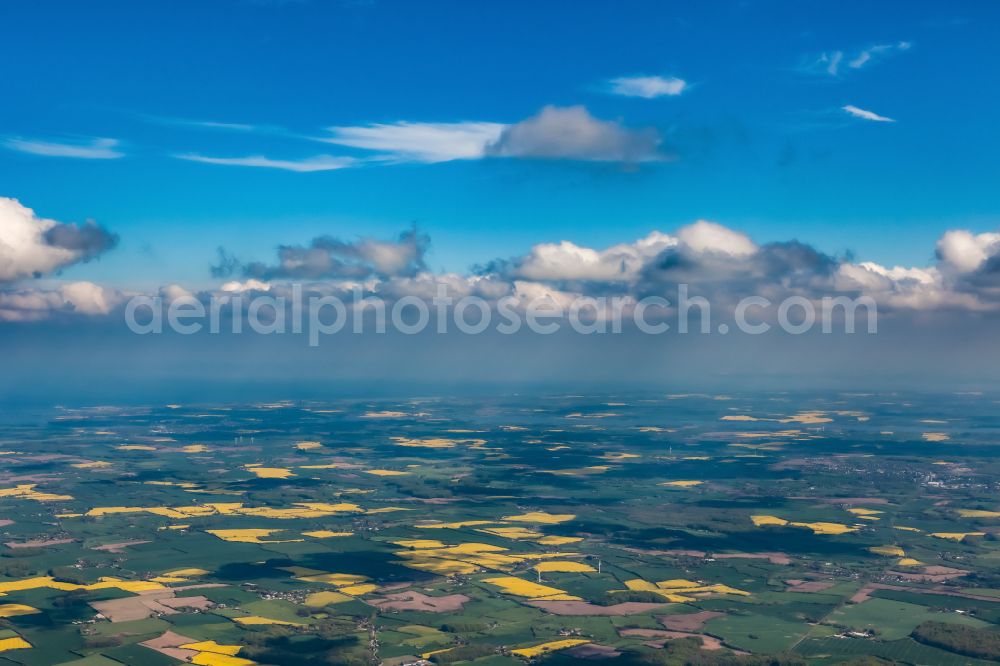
124 284 877 346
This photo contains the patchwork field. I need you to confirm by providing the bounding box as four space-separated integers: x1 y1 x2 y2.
0 392 998 664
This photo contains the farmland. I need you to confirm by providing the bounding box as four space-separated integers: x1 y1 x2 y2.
0 392 999 664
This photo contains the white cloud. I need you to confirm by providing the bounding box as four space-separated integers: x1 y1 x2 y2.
319 121 507 163
160 284 196 304
4 137 123 159
175 153 356 172
676 220 756 257
499 221 753 286
0 198 117 282
61 281 119 314
221 279 271 293
486 106 664 163
608 75 687 98
936 229 1000 274
833 262 988 311
842 105 895 122
0 281 122 321
510 232 676 282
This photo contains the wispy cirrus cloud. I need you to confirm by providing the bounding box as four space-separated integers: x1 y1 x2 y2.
139 113 295 136
848 41 911 70
3 137 124 159
149 115 257 132
318 121 507 163
842 104 895 123
607 75 687 98
175 153 357 172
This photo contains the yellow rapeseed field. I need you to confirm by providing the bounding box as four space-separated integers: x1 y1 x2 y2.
533 561 595 573
339 583 378 595
751 515 788 526
0 576 165 597
0 484 73 501
180 641 243 656
0 604 39 618
511 639 590 658
296 572 369 587
304 590 352 607
206 529 302 544
190 653 256 666
750 515 856 535
621 577 750 602
537 536 583 545
481 576 581 600
930 532 985 541
503 512 575 524
847 508 883 516
0 638 32 653
956 509 1000 518
392 539 445 548
244 466 294 479
415 520 493 529
869 545 906 556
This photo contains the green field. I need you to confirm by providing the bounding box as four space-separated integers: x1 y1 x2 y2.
0 393 997 664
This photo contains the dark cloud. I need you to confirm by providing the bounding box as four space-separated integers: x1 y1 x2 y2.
43 221 119 263
486 106 665 163
242 228 430 280
210 247 241 279
635 239 841 303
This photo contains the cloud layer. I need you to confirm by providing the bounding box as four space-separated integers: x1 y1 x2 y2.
203 219 1000 320
0 281 123 322
7 193 1000 323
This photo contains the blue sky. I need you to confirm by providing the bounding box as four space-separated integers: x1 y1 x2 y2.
2 0 999 290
